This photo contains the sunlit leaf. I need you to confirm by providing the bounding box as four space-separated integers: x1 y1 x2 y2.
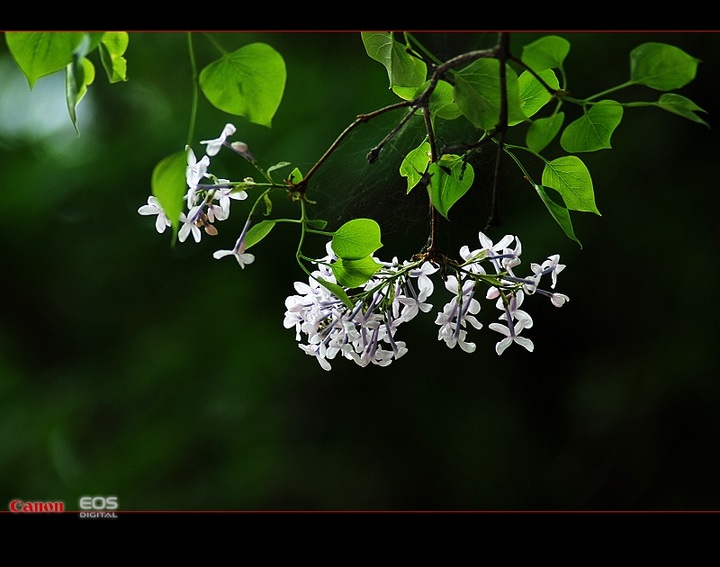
527 112 565 153
560 100 623 153
99 32 129 83
630 42 700 91
428 155 475 219
331 256 382 288
429 79 462 120
151 150 187 237
361 31 427 99
315 276 353 309
332 218 383 260
534 184 581 247
655 93 709 127
244 220 276 250
5 31 85 88
542 156 600 215
454 59 525 130
517 68 559 122
200 43 286 128
400 141 431 193
65 55 95 134
521 35 571 72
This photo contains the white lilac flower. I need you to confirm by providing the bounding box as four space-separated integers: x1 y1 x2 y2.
213 221 255 268
489 318 534 355
200 123 236 157
459 244 487 274
489 290 534 355
138 196 171 234
497 290 533 329
435 275 482 353
213 247 255 269
531 254 566 289
205 200 227 223
178 206 203 243
534 290 570 307
460 232 520 276
478 231 515 272
186 147 211 207
391 260 437 322
213 178 248 219
411 261 438 301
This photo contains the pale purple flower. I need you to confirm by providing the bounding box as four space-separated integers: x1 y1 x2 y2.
200 123 236 157
212 219 255 268
213 178 248 219
138 196 171 234
435 275 482 353
178 206 203 243
186 147 210 207
531 254 566 289
489 318 534 355
213 239 255 269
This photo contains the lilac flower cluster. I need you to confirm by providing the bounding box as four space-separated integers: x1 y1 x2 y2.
283 245 438 370
138 123 254 267
284 232 569 370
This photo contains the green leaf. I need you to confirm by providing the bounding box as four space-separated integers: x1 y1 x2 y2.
331 256 382 288
429 79 462 120
151 150 187 237
288 167 303 184
526 112 565 153
655 93 709 127
306 219 328 230
65 55 95 134
315 276 353 309
361 31 427 99
267 161 292 183
199 43 286 128
262 193 272 216
521 35 570 72
542 156 600 215
5 31 85 88
534 184 581 247
64 34 98 133
98 32 128 83
332 218 383 260
428 155 475 219
454 59 525 130
560 100 624 153
399 141 431 193
517 68 559 121
630 42 700 91
267 161 291 175
244 220 276 250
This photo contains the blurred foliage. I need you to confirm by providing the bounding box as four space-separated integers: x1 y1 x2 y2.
1 31 719 512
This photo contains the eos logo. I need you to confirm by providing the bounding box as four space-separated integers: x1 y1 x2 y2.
79 496 119 519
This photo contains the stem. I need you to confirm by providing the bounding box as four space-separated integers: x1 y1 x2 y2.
185 33 199 148
485 32 510 231
203 32 229 56
584 80 636 103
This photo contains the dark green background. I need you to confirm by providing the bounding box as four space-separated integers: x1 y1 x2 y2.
1 31 718 511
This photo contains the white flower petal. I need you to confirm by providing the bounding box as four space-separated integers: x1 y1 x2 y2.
213 249 234 260
515 337 535 352
495 337 512 355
